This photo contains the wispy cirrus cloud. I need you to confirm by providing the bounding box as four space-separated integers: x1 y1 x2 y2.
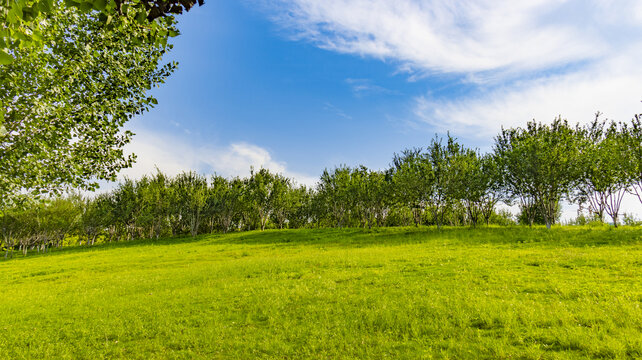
257 0 642 135
345 78 399 97
323 102 352 120
258 0 642 77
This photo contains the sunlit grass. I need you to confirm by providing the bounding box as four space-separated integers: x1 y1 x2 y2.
1 226 642 359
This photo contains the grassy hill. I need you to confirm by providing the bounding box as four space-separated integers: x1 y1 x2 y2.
2 226 642 359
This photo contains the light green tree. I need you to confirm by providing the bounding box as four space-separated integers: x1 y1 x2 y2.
0 6 175 202
0 0 195 64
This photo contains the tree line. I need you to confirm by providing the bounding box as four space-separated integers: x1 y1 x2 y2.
1 115 641 257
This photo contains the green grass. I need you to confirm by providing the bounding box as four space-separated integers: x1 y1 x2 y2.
2 226 642 359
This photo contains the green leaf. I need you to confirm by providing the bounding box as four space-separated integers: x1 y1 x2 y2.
135 10 147 24
92 0 107 11
31 30 43 42
0 49 14 65
78 2 94 12
22 8 35 22
38 0 54 13
7 5 23 23
168 29 180 37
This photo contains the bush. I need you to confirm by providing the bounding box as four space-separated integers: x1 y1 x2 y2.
488 209 516 226
622 213 642 227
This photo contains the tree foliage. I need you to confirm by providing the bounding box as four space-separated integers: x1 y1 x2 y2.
4 114 642 257
626 114 642 205
494 118 580 229
0 0 197 64
575 116 631 226
0 5 176 204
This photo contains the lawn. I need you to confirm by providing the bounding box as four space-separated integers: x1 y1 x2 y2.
1 226 642 359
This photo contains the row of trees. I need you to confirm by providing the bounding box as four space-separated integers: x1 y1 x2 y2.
497 115 642 228
1 115 641 257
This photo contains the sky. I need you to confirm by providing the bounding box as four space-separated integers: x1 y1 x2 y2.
122 0 642 220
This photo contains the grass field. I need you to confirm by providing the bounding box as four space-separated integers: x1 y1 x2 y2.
2 226 642 359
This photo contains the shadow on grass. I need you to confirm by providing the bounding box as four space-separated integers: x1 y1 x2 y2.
3 225 641 263
212 226 642 248
1 234 209 263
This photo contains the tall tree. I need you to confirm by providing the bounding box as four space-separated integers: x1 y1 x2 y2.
495 118 580 229
627 114 642 206
216 177 245 233
270 174 294 229
138 170 170 238
391 148 432 227
317 167 352 228
246 168 279 231
479 154 503 226
171 172 207 236
448 146 493 227
426 135 459 229
575 117 631 226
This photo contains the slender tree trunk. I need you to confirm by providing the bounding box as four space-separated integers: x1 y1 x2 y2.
4 238 12 259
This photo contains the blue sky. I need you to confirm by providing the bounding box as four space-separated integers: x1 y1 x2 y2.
125 0 642 216
132 0 441 179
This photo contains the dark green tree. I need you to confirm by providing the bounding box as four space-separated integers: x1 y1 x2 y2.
391 148 432 226
495 118 580 229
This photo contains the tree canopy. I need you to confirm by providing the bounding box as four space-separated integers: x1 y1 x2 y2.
0 0 199 64
0 5 176 206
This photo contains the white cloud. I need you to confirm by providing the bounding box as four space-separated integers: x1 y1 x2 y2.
259 0 642 76
636 3 642 22
259 0 642 138
112 127 317 188
413 46 642 137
